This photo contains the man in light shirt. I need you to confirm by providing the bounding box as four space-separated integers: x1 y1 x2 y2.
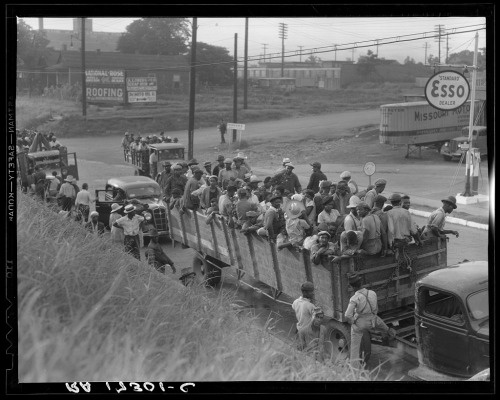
75 183 95 223
386 193 422 248
113 204 145 260
292 282 316 334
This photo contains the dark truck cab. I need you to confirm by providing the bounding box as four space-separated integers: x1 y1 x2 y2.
410 261 489 380
440 126 487 162
95 176 169 240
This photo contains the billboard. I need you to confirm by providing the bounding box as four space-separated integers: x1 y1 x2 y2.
128 91 157 103
85 69 125 102
126 74 157 103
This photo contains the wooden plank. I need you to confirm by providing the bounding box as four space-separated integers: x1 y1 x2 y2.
276 247 306 300
230 227 245 272
310 261 335 318
192 211 203 252
252 236 276 288
246 234 260 281
220 217 235 266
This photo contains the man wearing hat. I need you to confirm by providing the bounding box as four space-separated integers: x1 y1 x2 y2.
201 175 222 210
386 193 422 248
356 185 374 202
203 161 212 176
364 179 387 209
369 195 389 237
85 211 105 235
284 199 310 249
212 155 226 178
109 203 125 243
345 273 395 368
163 164 188 202
344 196 362 231
307 162 328 194
113 204 145 260
421 196 459 240
257 194 285 239
274 157 292 175
138 138 149 151
317 195 341 230
271 163 302 195
232 155 250 180
310 230 337 265
75 183 95 223
297 306 327 362
157 161 172 190
146 229 176 274
57 174 76 211
182 166 205 210
219 183 238 220
185 158 199 179
130 136 141 152
292 282 316 333
122 132 130 161
332 181 352 216
50 136 62 149
340 171 358 196
235 187 259 229
313 180 332 215
218 158 237 190
356 201 387 257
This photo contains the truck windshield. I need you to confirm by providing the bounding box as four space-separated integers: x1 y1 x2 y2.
158 149 184 161
127 186 161 199
467 289 488 320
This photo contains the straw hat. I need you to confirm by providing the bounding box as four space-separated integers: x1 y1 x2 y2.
64 175 74 182
124 204 136 214
284 199 305 219
110 203 123 213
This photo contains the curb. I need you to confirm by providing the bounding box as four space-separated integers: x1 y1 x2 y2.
408 209 489 231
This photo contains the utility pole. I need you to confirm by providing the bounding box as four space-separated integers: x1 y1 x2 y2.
244 18 248 109
334 44 337 61
423 42 429 64
278 23 287 77
434 24 444 64
351 47 355 62
188 18 197 160
232 33 238 143
262 43 268 62
81 18 86 117
446 34 449 63
298 46 303 62
376 40 379 57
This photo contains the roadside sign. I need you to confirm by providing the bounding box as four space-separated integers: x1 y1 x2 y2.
227 123 245 131
424 70 470 112
363 161 376 186
128 91 157 103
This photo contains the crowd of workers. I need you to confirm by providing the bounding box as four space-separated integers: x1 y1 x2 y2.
16 128 64 153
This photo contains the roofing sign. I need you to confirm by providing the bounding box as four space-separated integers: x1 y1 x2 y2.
126 75 157 103
85 69 125 102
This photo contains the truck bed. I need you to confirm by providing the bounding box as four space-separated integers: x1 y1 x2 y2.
167 207 447 323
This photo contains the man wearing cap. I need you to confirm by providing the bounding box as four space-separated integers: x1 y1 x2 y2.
85 211 105 235
356 185 374 202
257 194 285 240
203 161 212 176
271 163 302 195
369 195 389 237
219 183 238 221
310 230 337 265
146 229 176 274
183 167 205 210
345 273 395 368
274 157 292 175
292 282 316 333
75 183 95 223
157 161 172 189
313 180 331 215
212 155 225 178
122 132 130 161
235 187 259 229
109 203 125 243
130 136 141 152
386 193 422 248
331 181 352 216
163 164 188 202
218 158 237 190
317 194 341 226
340 171 358 196
113 204 145 260
138 138 149 151
421 196 459 240
306 162 328 194
356 201 387 256
297 306 327 362
232 156 250 180
201 175 222 210
364 179 386 209
58 175 76 211
344 196 362 231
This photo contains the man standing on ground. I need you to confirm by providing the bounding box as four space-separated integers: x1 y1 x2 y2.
113 204 145 260
292 282 316 333
31 165 46 201
297 307 327 362
146 229 176 274
218 118 227 144
420 196 459 240
307 162 328 194
75 183 95 223
58 175 76 211
345 273 395 369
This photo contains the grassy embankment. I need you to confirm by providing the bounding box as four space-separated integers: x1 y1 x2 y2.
17 82 411 137
17 191 383 382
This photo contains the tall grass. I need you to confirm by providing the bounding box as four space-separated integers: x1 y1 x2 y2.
17 191 379 382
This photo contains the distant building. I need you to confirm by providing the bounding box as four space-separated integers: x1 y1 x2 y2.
41 18 121 53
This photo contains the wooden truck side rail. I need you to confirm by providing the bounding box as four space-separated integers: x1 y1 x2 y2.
167 206 448 324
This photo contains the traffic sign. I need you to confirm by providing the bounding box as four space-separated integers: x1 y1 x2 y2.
227 123 245 131
363 162 376 176
424 70 470 111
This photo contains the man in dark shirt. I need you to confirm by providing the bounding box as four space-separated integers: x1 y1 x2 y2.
271 163 302 194
212 155 225 179
307 162 328 194
32 165 46 200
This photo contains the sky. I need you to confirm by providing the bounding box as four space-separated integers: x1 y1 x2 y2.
21 17 486 64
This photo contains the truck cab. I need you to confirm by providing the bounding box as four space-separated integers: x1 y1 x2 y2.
128 143 185 178
410 261 489 380
440 126 487 161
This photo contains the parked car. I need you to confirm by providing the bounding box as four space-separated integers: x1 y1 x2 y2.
440 126 487 161
95 176 169 241
411 260 489 380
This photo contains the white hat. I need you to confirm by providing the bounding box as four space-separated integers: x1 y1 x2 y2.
346 196 361 209
64 175 74 182
286 163 295 169
291 193 304 201
236 152 247 159
90 211 99 218
110 203 123 213
284 199 305 219
340 171 351 179
283 157 291 163
249 175 261 183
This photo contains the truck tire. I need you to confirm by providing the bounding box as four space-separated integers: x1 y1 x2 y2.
324 320 371 364
192 254 221 288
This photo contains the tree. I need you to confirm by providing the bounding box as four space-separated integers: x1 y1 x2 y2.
404 56 416 65
17 19 50 68
357 49 379 64
306 54 321 64
189 42 233 85
447 49 486 70
117 18 190 55
427 54 440 65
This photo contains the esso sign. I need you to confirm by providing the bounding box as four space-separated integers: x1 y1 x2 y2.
425 70 470 111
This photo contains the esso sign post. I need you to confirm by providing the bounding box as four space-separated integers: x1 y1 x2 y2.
424 70 471 111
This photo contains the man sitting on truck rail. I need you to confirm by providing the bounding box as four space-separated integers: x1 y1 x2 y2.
386 193 423 248
420 196 460 240
310 230 337 265
235 187 259 230
297 306 327 363
164 164 188 202
257 195 285 240
345 273 395 369
292 282 316 334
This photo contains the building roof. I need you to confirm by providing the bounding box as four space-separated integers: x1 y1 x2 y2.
46 50 189 71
